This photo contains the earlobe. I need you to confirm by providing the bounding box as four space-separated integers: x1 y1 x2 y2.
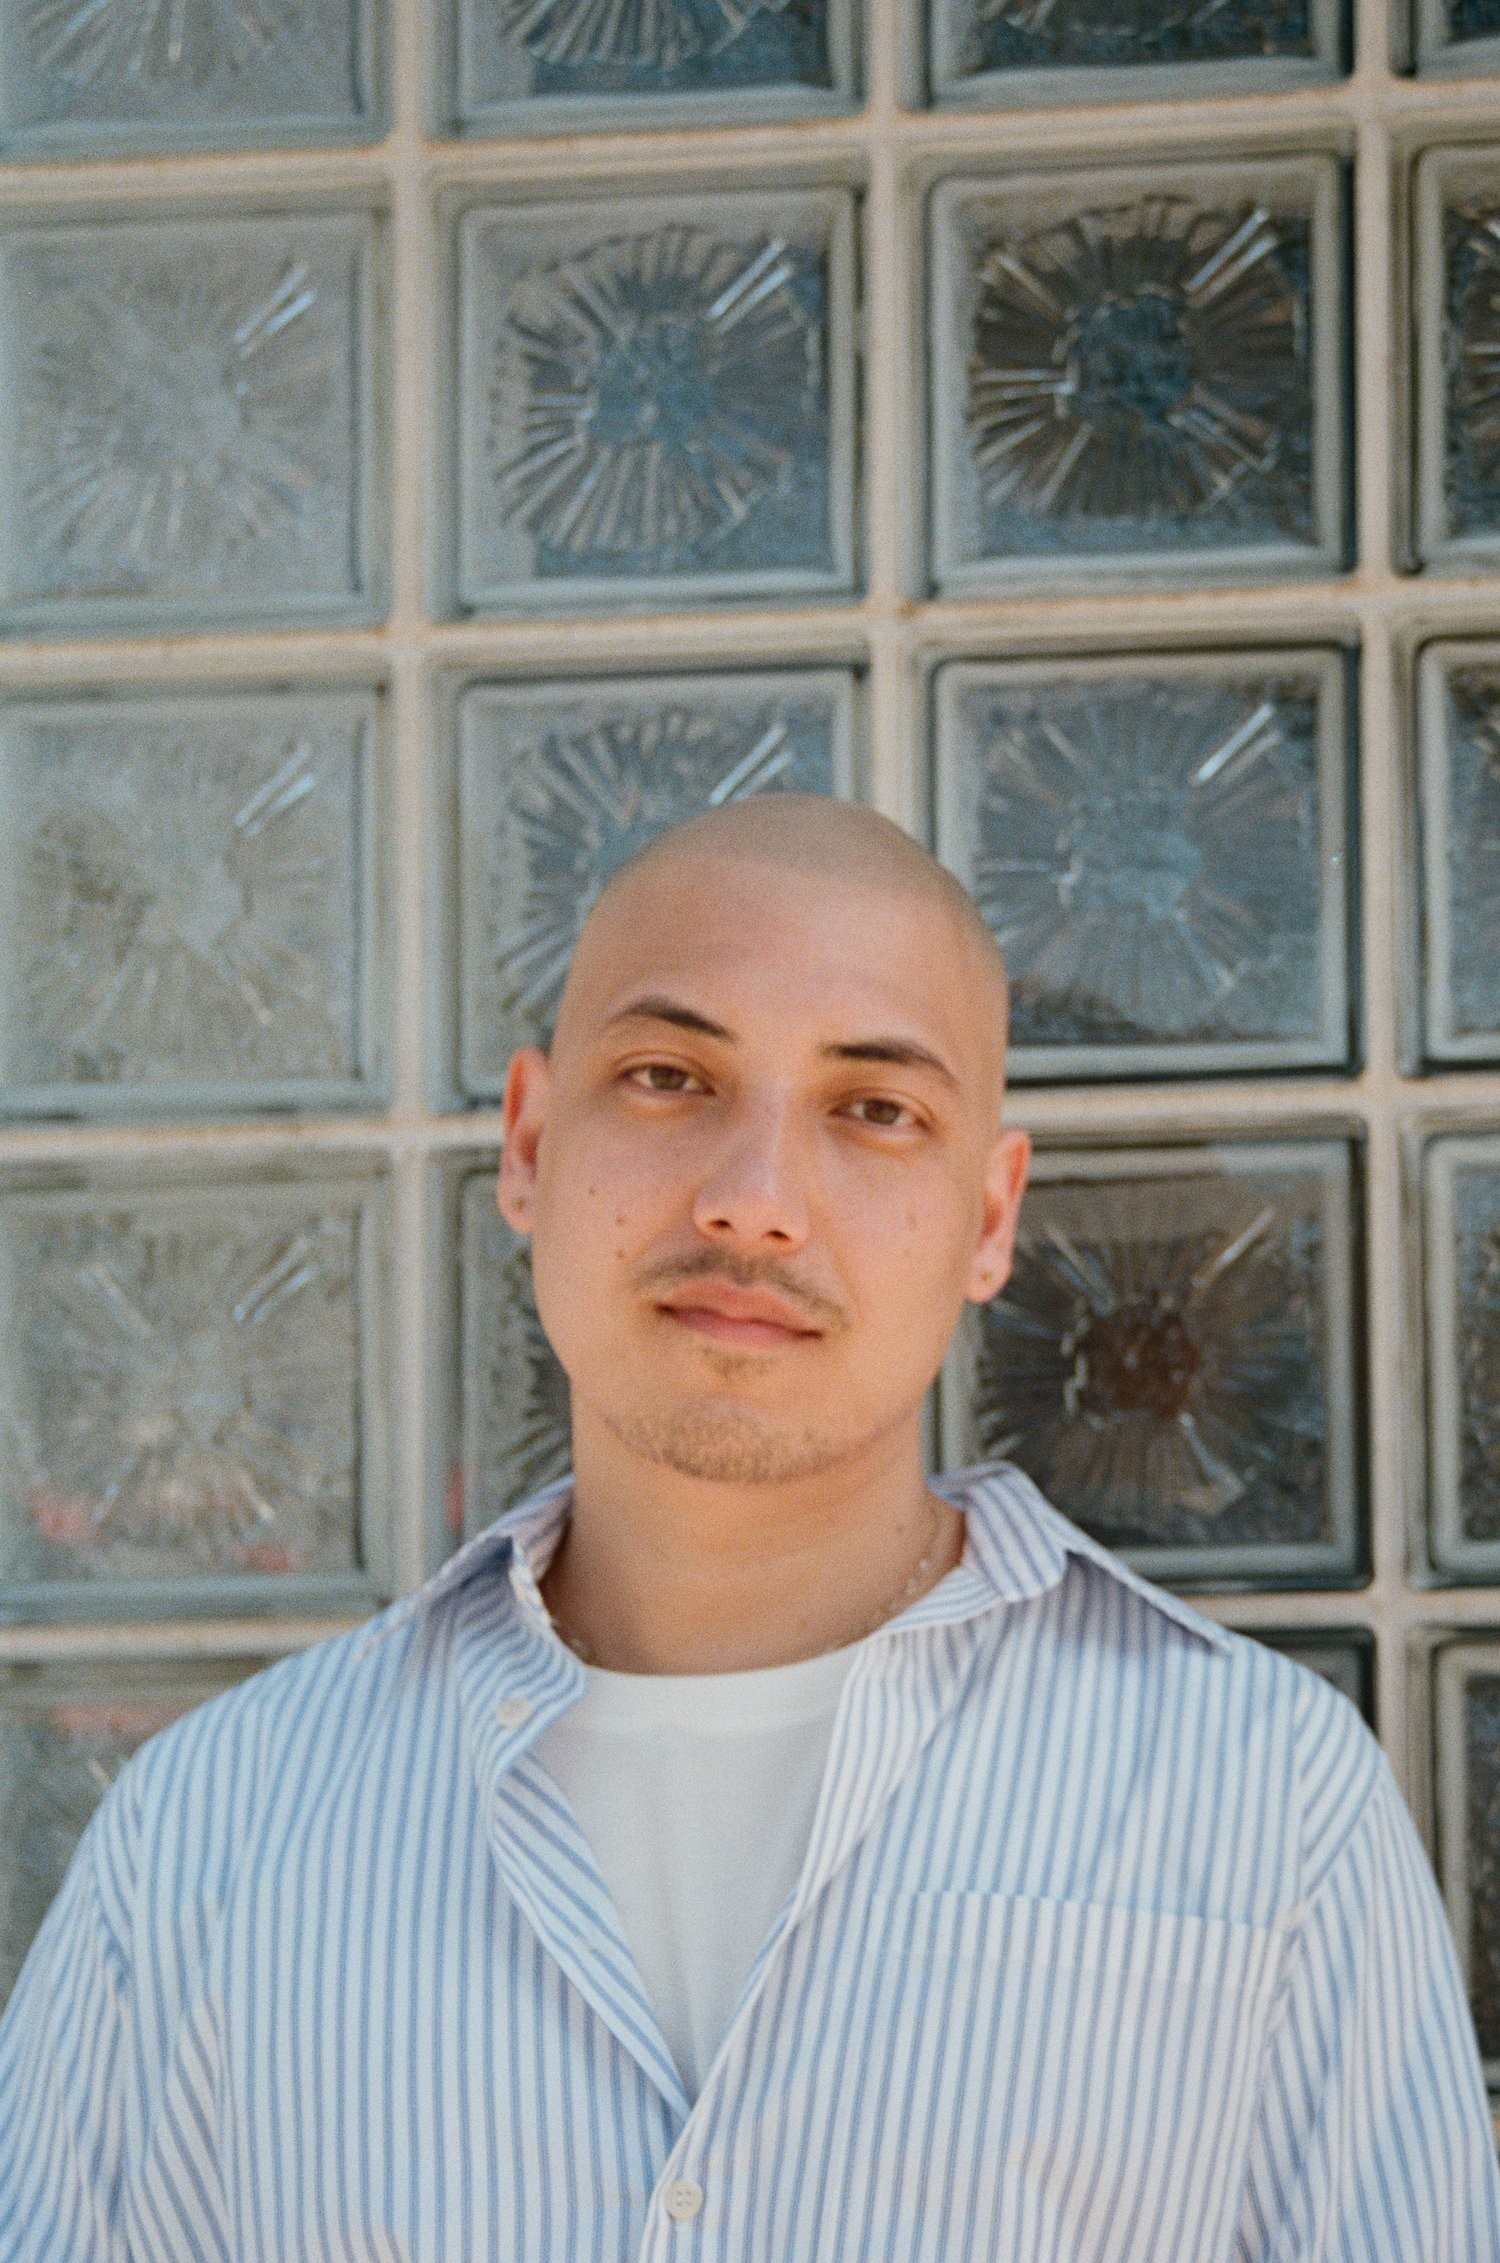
966 1124 1031 1305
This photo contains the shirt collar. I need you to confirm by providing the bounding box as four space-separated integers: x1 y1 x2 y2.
357 1459 1230 1660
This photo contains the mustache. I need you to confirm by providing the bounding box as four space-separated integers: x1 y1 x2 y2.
632 1248 849 1333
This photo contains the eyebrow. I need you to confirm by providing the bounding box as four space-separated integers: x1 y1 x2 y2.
604 996 960 1089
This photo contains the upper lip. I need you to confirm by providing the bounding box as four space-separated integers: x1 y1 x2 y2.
654 1279 824 1333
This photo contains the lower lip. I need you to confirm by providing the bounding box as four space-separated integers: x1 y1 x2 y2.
660 1306 816 1350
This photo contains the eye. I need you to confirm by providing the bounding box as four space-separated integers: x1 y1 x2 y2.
845 1095 916 1129
625 1062 708 1095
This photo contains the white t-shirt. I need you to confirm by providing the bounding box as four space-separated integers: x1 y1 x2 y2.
535 1639 861 2098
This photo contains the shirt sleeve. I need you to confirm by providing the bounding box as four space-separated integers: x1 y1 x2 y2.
0 1794 134 2262
1233 1747 1500 2262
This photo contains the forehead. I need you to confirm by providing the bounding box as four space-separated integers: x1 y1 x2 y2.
563 851 991 1060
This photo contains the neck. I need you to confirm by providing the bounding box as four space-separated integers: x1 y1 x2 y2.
538 1406 965 1674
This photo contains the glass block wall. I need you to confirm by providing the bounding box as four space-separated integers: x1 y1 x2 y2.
2 0 1500 2118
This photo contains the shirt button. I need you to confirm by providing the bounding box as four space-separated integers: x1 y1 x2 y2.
663 2180 704 2222
495 1697 532 1729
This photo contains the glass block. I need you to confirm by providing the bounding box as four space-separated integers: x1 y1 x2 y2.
928 158 1347 596
934 650 1351 1082
1256 1627 1374 1720
1415 0 1500 74
449 1159 570 1543
0 686 385 1121
1434 1640 1500 2086
451 667 859 1100
452 189 857 615
1413 149 1500 569
1418 645 1500 1063
943 1140 1361 1588
0 1658 255 2007
0 0 374 154
1423 1137 1500 1581
0 1158 390 1620
930 0 1341 107
451 0 853 133
0 210 382 636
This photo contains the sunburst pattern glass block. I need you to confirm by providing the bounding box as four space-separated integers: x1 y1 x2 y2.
1434 1642 1500 2085
0 0 373 155
1413 149 1500 568
0 687 383 1120
0 210 380 635
929 0 1339 109
1418 646 1500 1063
452 668 858 1098
928 158 1346 595
945 1140 1360 1587
452 190 856 614
0 1659 253 2006
1423 1138 1500 1581
0 1160 388 1620
452 0 851 134
934 651 1351 1082
451 1162 570 1544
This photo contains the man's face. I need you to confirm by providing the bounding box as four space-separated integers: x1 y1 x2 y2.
497 852 1030 1487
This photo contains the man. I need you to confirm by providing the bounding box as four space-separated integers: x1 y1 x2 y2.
1 795 1496 2261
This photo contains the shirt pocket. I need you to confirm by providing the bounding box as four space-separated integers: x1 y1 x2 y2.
815 1889 1283 2263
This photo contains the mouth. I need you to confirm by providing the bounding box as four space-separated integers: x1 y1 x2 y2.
653 1280 825 1351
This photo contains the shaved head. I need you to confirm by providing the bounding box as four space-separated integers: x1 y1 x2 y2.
556 795 1011 1109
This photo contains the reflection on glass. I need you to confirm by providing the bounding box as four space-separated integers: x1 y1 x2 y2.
960 192 1314 562
965 1146 1356 1582
2 213 372 629
0 1664 247 2004
456 1172 569 1541
1444 196 1500 546
1 0 367 148
1452 1160 1500 1553
955 0 1311 74
0 689 374 1115
457 0 833 111
0 1175 370 1598
459 197 844 604
456 672 845 1093
1463 1671 1500 2065
1430 666 1500 1054
940 666 1342 1072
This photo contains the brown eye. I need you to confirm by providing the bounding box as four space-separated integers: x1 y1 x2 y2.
850 1097 911 1128
628 1063 704 1094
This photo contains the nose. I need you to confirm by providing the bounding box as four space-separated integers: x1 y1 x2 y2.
690 1091 810 1253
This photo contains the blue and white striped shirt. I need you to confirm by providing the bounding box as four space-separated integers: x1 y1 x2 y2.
3 1461 1498 2262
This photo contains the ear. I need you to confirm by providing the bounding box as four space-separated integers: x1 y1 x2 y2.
964 1125 1031 1305
496 1046 550 1236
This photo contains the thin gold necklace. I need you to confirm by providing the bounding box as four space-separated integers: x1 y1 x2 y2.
546 1495 953 1668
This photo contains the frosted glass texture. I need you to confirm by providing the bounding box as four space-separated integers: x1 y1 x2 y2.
947 1141 1360 1586
0 687 383 1120
453 1165 569 1543
452 668 857 1098
453 0 851 132
1415 0 1500 78
1435 1643 1500 2085
1415 150 1500 568
929 0 1340 106
0 0 373 153
0 1163 387 1620
928 158 1345 593
1419 646 1500 1063
452 190 857 613
934 652 1350 1081
1425 1138 1500 1581
0 1662 250 2006
0 210 380 635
